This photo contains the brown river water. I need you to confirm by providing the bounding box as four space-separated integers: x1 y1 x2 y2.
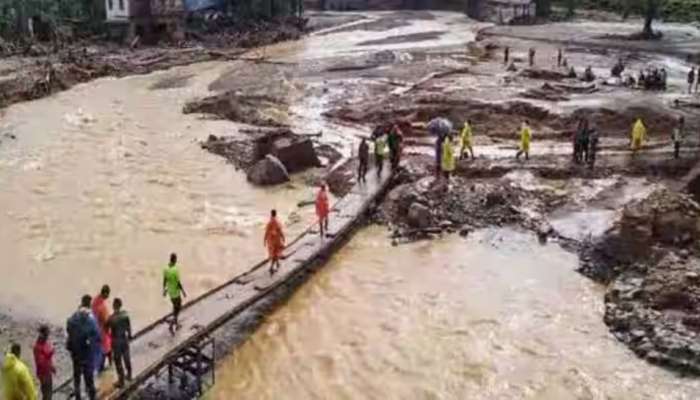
1 10 700 399
0 61 321 323
209 227 700 400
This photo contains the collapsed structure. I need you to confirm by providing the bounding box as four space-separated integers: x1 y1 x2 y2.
467 0 536 24
105 0 186 42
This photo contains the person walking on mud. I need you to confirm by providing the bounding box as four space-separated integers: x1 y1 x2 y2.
575 119 590 164
528 48 536 67
557 48 563 68
588 127 599 169
435 133 445 176
163 253 187 334
66 295 99 400
441 134 456 184
108 298 132 388
460 120 474 160
264 209 286 276
672 116 685 159
34 325 55 400
516 120 532 161
358 138 369 184
688 68 696 94
316 183 330 238
630 118 646 155
504 46 510 65
374 133 387 178
387 124 404 170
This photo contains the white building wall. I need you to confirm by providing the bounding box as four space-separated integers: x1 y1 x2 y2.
106 0 131 21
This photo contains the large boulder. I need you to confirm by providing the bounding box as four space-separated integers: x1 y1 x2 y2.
246 155 290 186
407 202 432 229
271 136 322 173
252 130 322 173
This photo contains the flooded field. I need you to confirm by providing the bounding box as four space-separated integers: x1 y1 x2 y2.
209 227 700 400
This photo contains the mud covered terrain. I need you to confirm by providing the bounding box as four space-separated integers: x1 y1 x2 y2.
185 10 700 376
0 17 308 110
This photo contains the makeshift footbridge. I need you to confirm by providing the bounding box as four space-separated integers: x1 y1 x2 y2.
54 166 393 399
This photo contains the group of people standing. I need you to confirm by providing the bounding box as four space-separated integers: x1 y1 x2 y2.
65 286 133 400
1 253 194 400
2 285 134 400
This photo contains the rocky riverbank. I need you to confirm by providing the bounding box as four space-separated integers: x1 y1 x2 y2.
580 189 700 374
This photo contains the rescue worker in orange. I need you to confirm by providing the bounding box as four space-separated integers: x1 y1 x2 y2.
91 285 112 373
316 183 330 238
264 209 286 275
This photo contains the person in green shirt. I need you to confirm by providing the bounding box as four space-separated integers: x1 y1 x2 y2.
163 253 187 334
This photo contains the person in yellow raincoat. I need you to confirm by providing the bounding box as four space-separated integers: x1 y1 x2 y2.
516 120 532 161
630 118 646 154
441 135 456 181
460 120 474 160
2 344 38 400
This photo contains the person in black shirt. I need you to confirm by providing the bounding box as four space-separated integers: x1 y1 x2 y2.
108 298 132 388
358 138 369 184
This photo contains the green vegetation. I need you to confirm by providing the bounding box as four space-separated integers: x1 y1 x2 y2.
0 0 103 39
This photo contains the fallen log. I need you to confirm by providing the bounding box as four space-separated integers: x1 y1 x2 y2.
326 63 379 72
392 67 470 95
206 49 247 60
238 57 297 65
133 55 168 67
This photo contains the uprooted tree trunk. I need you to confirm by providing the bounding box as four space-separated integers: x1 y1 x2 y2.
642 0 660 39
565 0 575 18
535 0 551 17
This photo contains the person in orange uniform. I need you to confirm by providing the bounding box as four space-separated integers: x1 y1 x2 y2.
91 285 112 373
316 183 330 238
264 209 286 276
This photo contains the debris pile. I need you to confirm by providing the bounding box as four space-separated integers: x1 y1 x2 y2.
184 92 289 127
0 18 308 111
379 168 564 243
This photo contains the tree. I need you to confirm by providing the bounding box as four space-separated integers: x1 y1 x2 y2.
535 0 551 17
565 0 575 18
642 0 661 38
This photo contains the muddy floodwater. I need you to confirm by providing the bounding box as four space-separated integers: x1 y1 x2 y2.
209 227 700 400
2 8 700 399
0 62 322 323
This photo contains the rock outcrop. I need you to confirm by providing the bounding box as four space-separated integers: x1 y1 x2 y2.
581 189 700 375
246 155 290 185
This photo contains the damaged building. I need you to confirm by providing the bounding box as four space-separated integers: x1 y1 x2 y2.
467 0 536 24
105 0 186 42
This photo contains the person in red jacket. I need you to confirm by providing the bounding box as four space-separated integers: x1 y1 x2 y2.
33 325 55 400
